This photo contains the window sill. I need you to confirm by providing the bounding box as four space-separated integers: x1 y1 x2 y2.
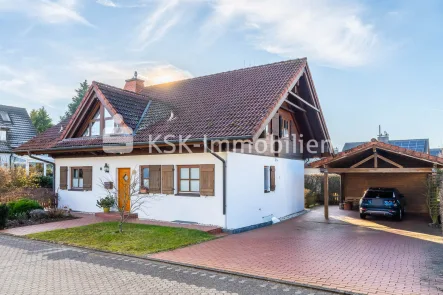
175 193 201 197
69 189 88 191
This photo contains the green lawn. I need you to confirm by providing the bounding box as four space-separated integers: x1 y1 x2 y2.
27 222 216 256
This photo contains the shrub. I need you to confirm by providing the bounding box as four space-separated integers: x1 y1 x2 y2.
0 167 40 193
0 204 8 229
96 195 115 209
425 171 443 224
37 176 53 188
8 198 43 218
305 174 341 205
15 212 28 224
304 189 317 208
29 209 48 221
46 208 69 219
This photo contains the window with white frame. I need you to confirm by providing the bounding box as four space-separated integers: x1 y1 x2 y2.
264 166 276 193
264 166 270 192
72 168 84 188
178 166 200 193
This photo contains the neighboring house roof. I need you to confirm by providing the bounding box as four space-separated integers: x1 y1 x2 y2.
0 104 36 153
15 58 331 155
312 139 443 168
430 148 443 157
342 139 429 154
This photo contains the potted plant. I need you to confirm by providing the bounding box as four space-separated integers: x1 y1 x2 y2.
96 195 115 213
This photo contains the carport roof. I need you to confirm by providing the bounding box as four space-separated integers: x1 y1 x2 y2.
310 139 443 168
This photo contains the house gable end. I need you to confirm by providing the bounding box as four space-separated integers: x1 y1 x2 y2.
62 82 131 140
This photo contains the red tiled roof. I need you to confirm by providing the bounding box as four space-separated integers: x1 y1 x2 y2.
310 139 443 167
16 58 326 153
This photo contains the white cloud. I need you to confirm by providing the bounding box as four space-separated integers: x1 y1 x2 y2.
136 0 182 50
0 0 92 26
96 0 117 7
0 65 72 107
202 0 379 67
72 59 193 86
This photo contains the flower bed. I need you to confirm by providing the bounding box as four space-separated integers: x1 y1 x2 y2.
0 198 74 230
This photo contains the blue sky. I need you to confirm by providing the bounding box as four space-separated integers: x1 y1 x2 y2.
0 0 442 150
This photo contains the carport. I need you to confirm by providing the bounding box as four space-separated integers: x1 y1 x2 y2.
310 139 443 218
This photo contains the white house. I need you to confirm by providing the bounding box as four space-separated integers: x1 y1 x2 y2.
0 104 53 175
15 58 331 231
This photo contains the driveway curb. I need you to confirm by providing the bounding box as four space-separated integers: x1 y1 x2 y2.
1 232 361 295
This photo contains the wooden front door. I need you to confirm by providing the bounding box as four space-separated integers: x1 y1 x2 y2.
118 168 131 212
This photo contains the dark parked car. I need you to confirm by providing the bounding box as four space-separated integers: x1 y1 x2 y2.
359 188 406 221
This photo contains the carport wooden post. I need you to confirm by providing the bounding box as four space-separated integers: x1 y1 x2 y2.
324 168 329 219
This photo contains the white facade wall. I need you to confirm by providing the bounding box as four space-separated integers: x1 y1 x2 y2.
55 153 226 227
55 152 304 230
225 152 304 229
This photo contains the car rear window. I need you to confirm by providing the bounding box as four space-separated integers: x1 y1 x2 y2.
364 190 394 199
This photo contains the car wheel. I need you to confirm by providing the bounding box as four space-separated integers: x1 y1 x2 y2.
360 213 366 219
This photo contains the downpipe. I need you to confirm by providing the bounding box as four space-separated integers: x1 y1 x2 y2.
204 143 227 227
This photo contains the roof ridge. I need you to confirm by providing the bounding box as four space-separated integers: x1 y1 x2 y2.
93 81 152 101
144 58 307 88
0 104 28 111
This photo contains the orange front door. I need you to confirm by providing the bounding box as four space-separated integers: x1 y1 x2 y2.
118 168 131 212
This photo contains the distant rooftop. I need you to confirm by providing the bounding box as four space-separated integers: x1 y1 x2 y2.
430 148 443 157
342 126 431 154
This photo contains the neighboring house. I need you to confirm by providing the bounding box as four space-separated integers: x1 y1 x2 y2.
0 104 53 175
15 58 331 230
343 130 431 154
430 148 443 157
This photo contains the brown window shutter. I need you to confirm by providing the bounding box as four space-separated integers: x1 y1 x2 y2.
149 165 161 194
161 165 174 194
271 113 280 136
270 166 276 191
200 164 215 196
60 166 68 190
83 166 93 191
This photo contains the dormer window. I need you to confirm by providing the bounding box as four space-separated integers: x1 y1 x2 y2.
0 130 6 141
0 111 11 122
80 103 120 137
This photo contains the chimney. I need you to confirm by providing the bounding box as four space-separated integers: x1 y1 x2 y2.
124 71 144 93
377 126 390 143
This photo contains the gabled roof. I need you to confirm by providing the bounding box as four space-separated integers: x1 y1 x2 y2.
0 104 36 153
15 58 331 154
342 138 429 153
312 139 443 168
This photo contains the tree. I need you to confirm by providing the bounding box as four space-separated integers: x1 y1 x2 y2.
30 107 53 134
60 80 89 121
100 168 154 233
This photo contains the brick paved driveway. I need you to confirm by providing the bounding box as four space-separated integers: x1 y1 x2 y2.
153 206 443 295
0 235 332 295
